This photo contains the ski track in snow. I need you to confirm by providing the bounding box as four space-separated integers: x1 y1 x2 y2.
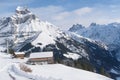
2 63 59 80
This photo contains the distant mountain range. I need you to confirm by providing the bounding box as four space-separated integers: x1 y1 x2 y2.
69 23 120 62
0 6 120 79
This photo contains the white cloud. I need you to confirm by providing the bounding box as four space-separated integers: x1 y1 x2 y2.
31 5 64 14
30 6 94 30
53 12 70 20
74 7 92 16
53 7 92 21
30 5 64 21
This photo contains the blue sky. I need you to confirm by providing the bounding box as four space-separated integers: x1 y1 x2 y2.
0 0 120 29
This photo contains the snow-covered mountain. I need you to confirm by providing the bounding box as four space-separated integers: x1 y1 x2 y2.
69 23 120 61
0 6 120 79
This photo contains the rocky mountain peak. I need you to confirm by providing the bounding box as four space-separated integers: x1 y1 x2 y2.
12 6 36 25
69 24 84 32
90 23 97 27
16 6 30 15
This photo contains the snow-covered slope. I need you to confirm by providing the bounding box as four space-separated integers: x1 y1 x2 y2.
0 6 120 79
31 21 62 48
69 23 120 61
30 64 113 80
0 52 113 80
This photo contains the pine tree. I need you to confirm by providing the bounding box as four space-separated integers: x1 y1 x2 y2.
9 48 16 58
100 67 111 78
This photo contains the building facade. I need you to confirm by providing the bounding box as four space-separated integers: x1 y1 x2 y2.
27 52 54 65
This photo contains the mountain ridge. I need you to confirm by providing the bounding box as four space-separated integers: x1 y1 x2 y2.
69 23 120 62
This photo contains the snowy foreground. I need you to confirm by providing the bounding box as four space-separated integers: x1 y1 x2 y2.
0 53 113 80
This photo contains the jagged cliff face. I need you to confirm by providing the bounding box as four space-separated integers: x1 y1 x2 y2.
69 23 120 62
0 6 39 50
0 6 120 79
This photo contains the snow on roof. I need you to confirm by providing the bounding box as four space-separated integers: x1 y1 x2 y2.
15 52 25 55
30 52 53 58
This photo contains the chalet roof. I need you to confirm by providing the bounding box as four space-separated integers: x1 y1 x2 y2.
30 52 53 58
15 52 25 55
